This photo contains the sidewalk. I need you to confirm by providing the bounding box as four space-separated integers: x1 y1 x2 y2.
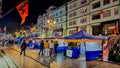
3 46 48 68
5 45 120 68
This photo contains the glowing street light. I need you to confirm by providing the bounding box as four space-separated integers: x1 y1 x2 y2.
47 16 56 31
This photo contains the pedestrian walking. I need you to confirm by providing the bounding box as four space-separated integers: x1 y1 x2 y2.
38 40 44 56
54 41 58 56
20 39 27 56
44 40 50 56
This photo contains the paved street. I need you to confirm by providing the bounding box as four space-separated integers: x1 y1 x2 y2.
2 46 47 68
1 45 120 68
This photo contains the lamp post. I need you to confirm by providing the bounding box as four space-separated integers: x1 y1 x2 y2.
47 16 56 37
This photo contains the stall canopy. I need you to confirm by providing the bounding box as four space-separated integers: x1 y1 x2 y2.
65 30 99 39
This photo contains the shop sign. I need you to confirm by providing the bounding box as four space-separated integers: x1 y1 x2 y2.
108 26 115 30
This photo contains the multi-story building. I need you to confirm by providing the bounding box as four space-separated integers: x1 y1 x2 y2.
67 0 119 35
42 6 56 37
51 5 67 37
90 0 119 35
37 15 43 36
67 0 90 36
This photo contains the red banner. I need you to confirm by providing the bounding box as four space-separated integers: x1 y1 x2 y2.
16 0 28 25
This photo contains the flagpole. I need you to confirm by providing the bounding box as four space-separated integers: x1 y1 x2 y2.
0 0 28 19
0 7 15 19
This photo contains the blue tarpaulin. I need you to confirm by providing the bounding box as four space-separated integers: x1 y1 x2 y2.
64 30 102 60
65 30 99 39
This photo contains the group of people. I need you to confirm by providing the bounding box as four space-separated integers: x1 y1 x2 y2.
20 39 59 57
0 39 14 47
38 40 59 57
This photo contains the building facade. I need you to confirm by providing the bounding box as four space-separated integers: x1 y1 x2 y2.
51 5 67 37
89 0 119 35
67 0 119 36
37 15 43 36
67 0 90 36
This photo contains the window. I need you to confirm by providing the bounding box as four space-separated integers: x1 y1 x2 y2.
60 10 63 14
73 12 77 16
69 5 72 9
114 7 118 15
92 13 101 20
69 30 76 35
56 12 58 16
69 13 72 18
103 10 111 17
80 17 87 23
60 17 63 21
113 0 117 2
69 20 76 26
81 0 87 5
80 7 87 14
73 3 77 8
69 21 72 26
103 0 110 5
92 1 100 9
73 20 76 25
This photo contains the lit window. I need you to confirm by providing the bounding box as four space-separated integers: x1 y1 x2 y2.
92 1 100 9
103 10 111 17
92 13 101 20
103 0 110 5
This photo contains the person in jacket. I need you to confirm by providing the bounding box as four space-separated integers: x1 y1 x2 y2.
20 39 27 56
38 40 44 56
54 41 58 56
44 40 50 56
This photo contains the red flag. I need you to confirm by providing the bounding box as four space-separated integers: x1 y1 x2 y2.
16 0 28 25
99 10 104 15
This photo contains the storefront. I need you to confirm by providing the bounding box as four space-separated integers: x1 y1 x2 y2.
92 19 120 35
53 28 63 37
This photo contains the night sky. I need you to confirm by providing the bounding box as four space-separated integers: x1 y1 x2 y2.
1 0 70 26
0 0 70 33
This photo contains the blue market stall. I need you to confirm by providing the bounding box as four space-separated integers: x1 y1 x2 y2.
64 30 102 61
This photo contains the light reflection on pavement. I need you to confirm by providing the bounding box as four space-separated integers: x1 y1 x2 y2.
3 46 48 68
3 45 120 68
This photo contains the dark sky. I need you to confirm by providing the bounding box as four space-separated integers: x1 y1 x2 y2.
1 0 70 26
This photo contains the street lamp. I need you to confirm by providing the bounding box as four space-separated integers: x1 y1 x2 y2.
47 16 56 31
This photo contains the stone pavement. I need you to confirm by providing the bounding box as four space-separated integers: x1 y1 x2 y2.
3 45 120 68
3 46 48 68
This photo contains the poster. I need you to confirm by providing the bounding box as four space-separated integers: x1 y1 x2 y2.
66 50 73 57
